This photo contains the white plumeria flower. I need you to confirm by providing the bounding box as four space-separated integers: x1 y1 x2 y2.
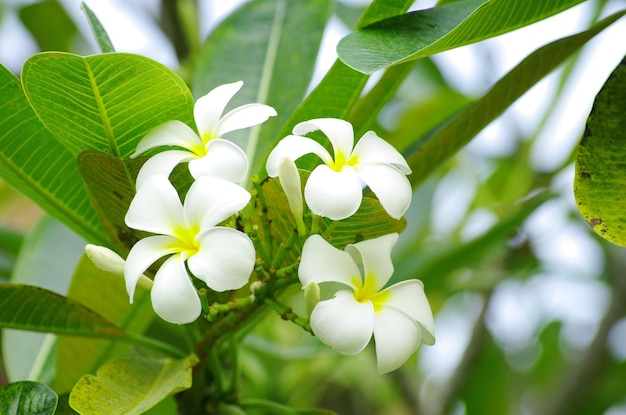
124 175 255 324
299 233 435 374
266 118 412 220
132 81 277 188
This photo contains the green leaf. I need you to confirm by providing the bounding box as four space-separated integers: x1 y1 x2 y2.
68 354 198 415
338 0 586 74
0 63 106 245
405 11 626 187
18 1 78 52
574 57 626 246
192 0 330 179
21 52 194 159
81 2 115 53
0 283 126 338
0 381 57 415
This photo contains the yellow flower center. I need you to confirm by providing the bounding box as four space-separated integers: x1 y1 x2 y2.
351 273 390 313
173 224 201 257
329 150 358 172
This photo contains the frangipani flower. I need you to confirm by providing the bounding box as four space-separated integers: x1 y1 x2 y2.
266 118 412 220
299 233 435 374
132 81 277 188
124 175 255 324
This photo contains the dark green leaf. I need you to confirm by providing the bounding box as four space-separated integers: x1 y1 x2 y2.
405 11 626 187
81 2 115 53
575 56 626 245
0 283 126 338
0 381 57 415
338 0 586 74
18 1 78 52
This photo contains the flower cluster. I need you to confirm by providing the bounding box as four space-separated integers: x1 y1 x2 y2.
86 81 434 372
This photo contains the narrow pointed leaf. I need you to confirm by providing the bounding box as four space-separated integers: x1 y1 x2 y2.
405 11 626 187
338 0 586 74
0 284 126 338
81 2 115 53
0 63 106 245
21 52 194 158
69 354 198 415
574 57 626 245
192 0 330 178
0 381 57 415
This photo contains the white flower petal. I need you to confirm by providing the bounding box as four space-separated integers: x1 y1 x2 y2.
266 135 332 177
85 244 125 276
373 306 421 374
310 290 374 355
383 280 435 345
293 118 354 160
215 103 277 137
188 139 248 183
194 81 243 137
358 164 412 219
346 233 398 291
299 234 360 288
352 131 411 174
183 176 251 228
124 235 179 302
304 164 362 220
132 120 201 157
151 254 201 324
134 150 196 189
188 227 255 291
278 158 303 218
125 176 184 235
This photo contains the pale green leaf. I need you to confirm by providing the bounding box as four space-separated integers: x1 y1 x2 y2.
574 57 626 245
0 63 106 245
338 0 586 74
0 381 57 415
21 52 194 159
68 354 198 415
81 2 115 53
405 11 626 187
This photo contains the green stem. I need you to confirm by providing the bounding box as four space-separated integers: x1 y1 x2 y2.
271 230 299 270
240 398 300 415
310 213 320 234
125 333 187 358
264 298 312 333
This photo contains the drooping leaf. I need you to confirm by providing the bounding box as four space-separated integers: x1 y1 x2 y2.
0 381 57 415
338 0 586 74
68 354 198 415
0 283 126 338
192 0 331 179
21 52 194 158
80 2 115 53
0 63 106 245
405 11 626 187
574 56 626 245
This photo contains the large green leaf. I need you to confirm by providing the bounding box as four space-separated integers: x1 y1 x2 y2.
574 57 626 246
192 0 330 179
405 11 626 187
338 0 586 74
21 52 194 159
18 0 78 52
69 354 198 415
0 381 57 415
0 284 125 338
0 63 106 245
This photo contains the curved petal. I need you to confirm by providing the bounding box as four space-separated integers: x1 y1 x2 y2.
266 135 331 177
310 290 374 355
188 139 248 183
304 165 362 220
194 81 243 137
132 120 201 157
151 254 202 324
352 131 411 174
278 158 303 218
125 175 184 235
85 244 125 276
293 118 354 160
346 233 398 291
134 150 196 189
383 280 435 345
124 235 180 302
215 103 277 137
188 227 255 291
299 234 360 289
358 164 412 220
373 306 421 374
183 176 251 228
